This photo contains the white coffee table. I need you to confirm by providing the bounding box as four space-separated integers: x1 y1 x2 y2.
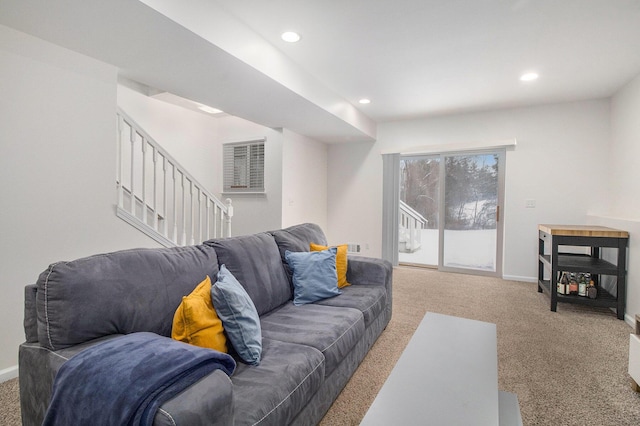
360 312 522 425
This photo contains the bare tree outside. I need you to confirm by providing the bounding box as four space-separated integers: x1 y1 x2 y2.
444 154 498 231
400 157 440 229
399 153 500 271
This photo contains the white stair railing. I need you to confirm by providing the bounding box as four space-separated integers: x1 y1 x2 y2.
116 108 233 247
399 200 427 253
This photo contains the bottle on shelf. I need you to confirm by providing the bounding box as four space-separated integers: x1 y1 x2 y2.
557 272 569 295
569 273 578 295
588 278 598 299
578 273 587 297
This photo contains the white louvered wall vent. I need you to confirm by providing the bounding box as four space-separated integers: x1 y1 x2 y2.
347 243 361 254
223 139 265 194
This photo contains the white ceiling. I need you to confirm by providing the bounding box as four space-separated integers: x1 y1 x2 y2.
2 0 640 142
216 0 640 121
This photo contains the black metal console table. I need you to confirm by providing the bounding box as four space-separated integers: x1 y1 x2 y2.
537 224 629 320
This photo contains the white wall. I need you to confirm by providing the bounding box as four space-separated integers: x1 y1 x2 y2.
0 26 163 373
117 83 221 195
216 116 284 235
588 72 640 325
608 73 640 219
117 88 331 238
118 86 331 240
327 141 382 251
327 100 612 280
281 129 328 231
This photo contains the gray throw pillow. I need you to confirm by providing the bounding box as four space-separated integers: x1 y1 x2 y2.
211 264 262 365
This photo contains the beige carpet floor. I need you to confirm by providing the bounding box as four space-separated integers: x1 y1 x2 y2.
319 266 640 425
2 266 640 425
0 376 19 426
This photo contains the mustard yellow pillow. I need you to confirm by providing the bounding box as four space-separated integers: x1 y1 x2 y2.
172 276 227 353
310 243 351 288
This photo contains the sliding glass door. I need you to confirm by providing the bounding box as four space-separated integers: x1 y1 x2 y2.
441 152 502 274
398 150 504 277
398 156 440 267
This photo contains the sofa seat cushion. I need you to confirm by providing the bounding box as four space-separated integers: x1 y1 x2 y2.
260 303 364 377
313 285 387 327
205 233 291 316
231 338 325 426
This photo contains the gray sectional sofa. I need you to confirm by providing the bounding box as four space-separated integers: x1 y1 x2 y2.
19 223 392 425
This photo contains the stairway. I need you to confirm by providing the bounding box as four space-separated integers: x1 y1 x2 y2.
116 109 233 247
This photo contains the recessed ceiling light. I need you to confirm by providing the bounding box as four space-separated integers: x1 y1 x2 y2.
281 31 301 43
359 98 371 104
520 72 539 82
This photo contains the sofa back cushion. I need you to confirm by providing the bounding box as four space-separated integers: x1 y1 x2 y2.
270 223 328 284
205 233 291 316
36 245 219 351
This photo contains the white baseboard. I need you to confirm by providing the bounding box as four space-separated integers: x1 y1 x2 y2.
503 275 537 283
625 313 636 329
0 365 18 383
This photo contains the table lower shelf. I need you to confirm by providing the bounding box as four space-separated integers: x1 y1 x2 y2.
538 280 617 309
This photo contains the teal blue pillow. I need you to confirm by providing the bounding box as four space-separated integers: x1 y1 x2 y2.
285 248 341 306
211 264 262 365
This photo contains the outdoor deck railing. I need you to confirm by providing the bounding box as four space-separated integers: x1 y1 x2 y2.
399 200 427 253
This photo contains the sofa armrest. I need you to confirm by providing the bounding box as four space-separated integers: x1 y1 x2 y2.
347 256 392 287
19 336 125 426
19 336 235 426
154 369 234 426
347 256 393 325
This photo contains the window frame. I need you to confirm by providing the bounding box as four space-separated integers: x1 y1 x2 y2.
222 138 266 194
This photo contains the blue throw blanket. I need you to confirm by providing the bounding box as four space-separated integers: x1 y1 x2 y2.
43 332 236 426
